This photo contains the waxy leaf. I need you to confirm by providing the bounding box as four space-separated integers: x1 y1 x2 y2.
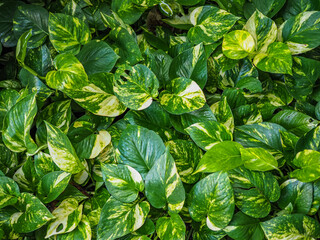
156 213 186 240
240 147 279 171
97 197 150 240
101 163 144 203
0 176 20 208
291 150 320 182
295 126 320 153
195 141 243 173
56 215 92 240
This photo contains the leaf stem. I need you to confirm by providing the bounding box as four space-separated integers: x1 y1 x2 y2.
22 63 46 80
186 229 193 240
276 168 284 178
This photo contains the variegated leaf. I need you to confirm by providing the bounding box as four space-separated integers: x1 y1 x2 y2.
34 151 59 178
0 89 20 131
210 96 234 132
0 176 20 208
291 150 320 182
13 157 39 192
55 215 92 240
156 213 186 240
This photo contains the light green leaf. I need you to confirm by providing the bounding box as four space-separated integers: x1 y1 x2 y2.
195 141 244 173
169 43 207 88
101 163 144 203
12 193 53 233
210 96 234 132
229 167 280 218
244 10 277 53
114 64 159 110
295 126 320 153
189 171 235 230
0 176 20 208
261 214 320 240
188 6 240 44
2 92 38 154
0 89 20 131
222 30 255 59
13 157 39 192
291 150 320 182
185 121 233 151
279 11 320 54
240 147 279 171
156 213 186 240
97 197 150 240
253 42 292 74
45 121 84 174
160 77 206 115
34 151 59 178
145 147 185 212
37 171 71 204
76 40 119 75
117 125 166 178
46 198 83 238
55 215 91 240
48 13 91 54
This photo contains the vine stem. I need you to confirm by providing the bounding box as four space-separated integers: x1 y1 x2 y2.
22 63 46 80
276 168 284 178
187 229 193 240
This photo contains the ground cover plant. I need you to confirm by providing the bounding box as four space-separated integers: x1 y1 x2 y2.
1 0 320 239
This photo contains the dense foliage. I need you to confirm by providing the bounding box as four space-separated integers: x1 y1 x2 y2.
1 0 320 239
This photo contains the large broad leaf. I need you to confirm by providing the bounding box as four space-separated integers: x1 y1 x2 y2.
34 151 59 178
285 56 320 100
45 198 83 238
2 93 38 154
46 53 126 117
97 197 150 240
166 140 202 184
169 43 207 88
271 110 318 136
145 148 185 212
156 213 186 240
37 171 71 204
282 0 320 20
261 214 320 239
224 212 264 240
248 0 286 18
195 141 243 173
13 5 48 48
114 64 159 110
185 120 233 151
295 126 320 153
49 13 91 54
278 179 313 214
279 11 320 54
45 122 84 174
0 176 20 208
189 171 235 230
159 77 206 115
222 30 255 60
229 167 280 218
188 6 239 45
101 163 144 203
240 147 278 171
291 150 320 182
76 40 119 75
111 0 146 25
11 193 53 233
117 125 166 178
244 10 277 53
253 42 292 74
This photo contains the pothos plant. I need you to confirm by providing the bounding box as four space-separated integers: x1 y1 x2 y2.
1 0 320 239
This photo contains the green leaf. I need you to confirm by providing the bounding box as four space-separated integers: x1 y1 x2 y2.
111 0 146 25
159 77 206 115
76 40 119 75
188 6 240 45
2 92 38 154
253 42 292 74
210 96 234 132
117 125 166 178
46 198 83 238
189 171 235 230
37 171 71 204
0 176 20 208
295 125 320 153
156 213 186 240
16 29 32 65
271 110 319 136
169 43 207 88
48 13 91 54
45 121 84 174
13 5 48 48
222 30 255 60
291 150 320 182
97 197 150 240
240 147 279 171
185 120 233 151
282 0 320 20
56 215 91 240
244 10 277 53
101 163 144 203
12 192 53 233
247 0 286 18
0 89 20 131
229 167 280 218
13 157 39 192
224 212 264 240
195 141 244 173
114 64 159 110
34 151 59 178
261 214 320 240
279 11 320 54
145 147 185 212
